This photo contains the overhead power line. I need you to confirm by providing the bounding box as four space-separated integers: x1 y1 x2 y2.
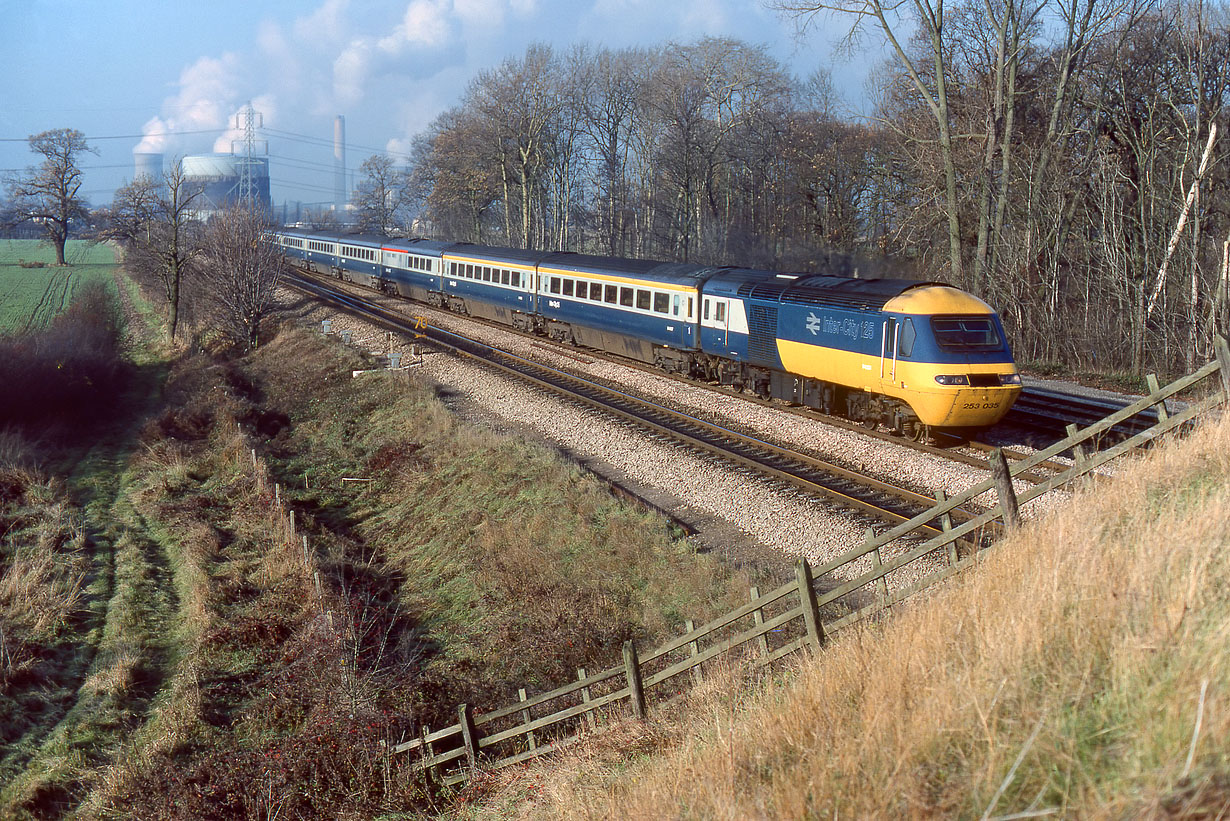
260 126 414 161
0 129 219 143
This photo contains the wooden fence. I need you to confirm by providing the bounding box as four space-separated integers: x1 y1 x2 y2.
396 338 1230 787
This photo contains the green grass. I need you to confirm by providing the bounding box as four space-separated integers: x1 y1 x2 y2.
0 240 118 335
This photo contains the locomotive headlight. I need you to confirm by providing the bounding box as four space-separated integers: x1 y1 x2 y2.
934 374 970 386
999 373 1022 385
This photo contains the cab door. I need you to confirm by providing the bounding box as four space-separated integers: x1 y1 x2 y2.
879 316 916 390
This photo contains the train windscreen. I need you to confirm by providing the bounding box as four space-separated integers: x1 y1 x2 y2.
930 316 1002 352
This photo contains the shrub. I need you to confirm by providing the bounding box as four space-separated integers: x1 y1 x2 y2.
0 281 129 429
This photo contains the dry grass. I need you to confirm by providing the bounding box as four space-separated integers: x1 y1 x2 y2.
0 449 88 700
465 413 1230 819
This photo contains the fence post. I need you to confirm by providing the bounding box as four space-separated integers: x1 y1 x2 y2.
1216 335 1230 400
1144 374 1170 423
458 703 478 773
577 667 596 732
302 535 310 566
421 724 436 783
751 587 769 657
795 559 827 650
935 488 957 565
1065 423 1089 470
518 688 536 751
685 619 702 686
623 640 647 720
866 527 888 600
990 448 1021 529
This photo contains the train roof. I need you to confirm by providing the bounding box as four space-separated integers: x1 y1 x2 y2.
539 253 716 286
278 228 386 245
705 267 948 311
443 243 555 265
381 237 455 255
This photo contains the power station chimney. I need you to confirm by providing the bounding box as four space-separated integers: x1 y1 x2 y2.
334 115 346 214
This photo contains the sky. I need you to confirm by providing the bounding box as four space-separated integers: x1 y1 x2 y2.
0 0 881 211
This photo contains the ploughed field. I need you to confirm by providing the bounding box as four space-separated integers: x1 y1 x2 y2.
0 241 118 334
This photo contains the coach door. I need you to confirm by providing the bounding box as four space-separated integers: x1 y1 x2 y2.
703 297 731 346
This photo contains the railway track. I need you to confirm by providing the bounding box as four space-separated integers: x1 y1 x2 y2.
1001 384 1177 447
287 270 997 544
288 269 1059 481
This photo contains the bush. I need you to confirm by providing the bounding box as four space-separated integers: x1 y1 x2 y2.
0 281 129 429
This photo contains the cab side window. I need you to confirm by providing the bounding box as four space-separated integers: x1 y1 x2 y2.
898 318 916 357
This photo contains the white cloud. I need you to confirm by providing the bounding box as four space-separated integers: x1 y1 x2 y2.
135 53 242 154
292 0 354 47
380 0 452 50
333 39 371 105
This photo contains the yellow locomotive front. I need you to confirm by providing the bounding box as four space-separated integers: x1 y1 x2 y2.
876 286 1021 429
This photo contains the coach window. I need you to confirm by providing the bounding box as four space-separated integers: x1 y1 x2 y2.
702 299 710 320
715 302 727 323
501 270 510 285
511 271 521 287
620 287 634 307
673 294 681 316
654 292 669 314
563 279 574 297
591 283 603 301
636 289 650 310
605 284 617 303
574 281 587 299
548 277 561 294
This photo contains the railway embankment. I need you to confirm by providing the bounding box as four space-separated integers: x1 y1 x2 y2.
3 317 761 818
461 410 1230 818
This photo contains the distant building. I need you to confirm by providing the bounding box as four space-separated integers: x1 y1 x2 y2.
180 153 271 216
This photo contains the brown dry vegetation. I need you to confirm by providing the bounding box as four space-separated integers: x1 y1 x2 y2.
0 281 129 431
0 433 89 752
463 413 1230 819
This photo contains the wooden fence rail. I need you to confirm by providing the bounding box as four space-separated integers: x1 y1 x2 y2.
396 339 1230 787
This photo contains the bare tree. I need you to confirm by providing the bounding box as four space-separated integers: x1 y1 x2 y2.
4 129 93 265
773 0 968 284
353 155 411 237
109 163 204 339
470 43 565 248
201 206 284 350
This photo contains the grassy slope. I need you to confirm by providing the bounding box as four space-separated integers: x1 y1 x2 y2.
0 241 118 335
0 323 757 819
470 413 1230 819
243 327 756 722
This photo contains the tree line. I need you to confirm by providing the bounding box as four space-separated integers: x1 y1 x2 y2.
350 0 1228 378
